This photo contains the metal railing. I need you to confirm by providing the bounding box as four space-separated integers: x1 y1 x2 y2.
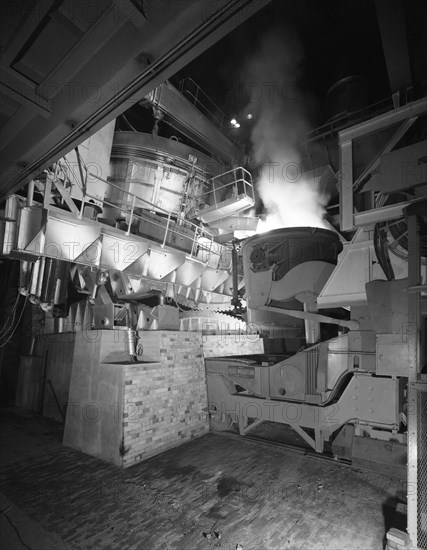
90 175 226 265
42 155 230 269
302 96 394 146
178 77 227 130
198 167 254 209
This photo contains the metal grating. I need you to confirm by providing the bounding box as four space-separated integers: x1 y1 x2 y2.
418 388 427 549
305 347 319 396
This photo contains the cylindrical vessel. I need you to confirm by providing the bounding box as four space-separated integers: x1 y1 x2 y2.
243 227 342 282
242 227 343 327
105 132 220 223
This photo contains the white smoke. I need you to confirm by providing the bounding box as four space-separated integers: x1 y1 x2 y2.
241 30 328 231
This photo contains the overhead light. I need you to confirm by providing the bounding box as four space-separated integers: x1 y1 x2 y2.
230 118 237 125
247 113 253 119
234 123 240 128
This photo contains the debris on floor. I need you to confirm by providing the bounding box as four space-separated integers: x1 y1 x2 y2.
203 530 221 540
0 413 403 550
203 519 221 542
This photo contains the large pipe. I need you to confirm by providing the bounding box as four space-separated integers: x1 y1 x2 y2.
26 179 35 206
40 258 55 305
28 260 41 303
19 261 32 295
40 259 69 316
54 261 69 310
35 256 46 300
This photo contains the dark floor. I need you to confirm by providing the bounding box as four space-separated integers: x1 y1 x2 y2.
0 410 404 550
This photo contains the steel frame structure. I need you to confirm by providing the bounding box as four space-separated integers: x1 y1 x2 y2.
406 204 427 549
339 100 427 545
339 96 427 232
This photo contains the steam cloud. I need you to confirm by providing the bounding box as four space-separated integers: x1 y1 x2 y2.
241 30 328 231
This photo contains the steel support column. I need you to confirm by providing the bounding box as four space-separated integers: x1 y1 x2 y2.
338 97 427 231
406 208 423 548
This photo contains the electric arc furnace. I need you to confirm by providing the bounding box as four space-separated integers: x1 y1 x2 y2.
205 227 409 459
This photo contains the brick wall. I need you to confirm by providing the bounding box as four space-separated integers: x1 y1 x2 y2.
202 334 264 358
62 330 265 467
122 331 209 467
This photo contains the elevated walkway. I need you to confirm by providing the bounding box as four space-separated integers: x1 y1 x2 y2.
142 81 243 164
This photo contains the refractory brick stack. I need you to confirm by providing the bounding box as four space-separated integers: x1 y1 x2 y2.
202 333 264 358
64 329 264 468
64 330 209 467
122 331 209 467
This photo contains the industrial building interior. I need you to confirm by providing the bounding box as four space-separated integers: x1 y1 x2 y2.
0 0 426 549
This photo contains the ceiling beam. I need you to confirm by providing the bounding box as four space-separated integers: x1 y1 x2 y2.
0 0 272 202
375 0 412 104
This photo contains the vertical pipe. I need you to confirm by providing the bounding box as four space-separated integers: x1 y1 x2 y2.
55 260 69 305
40 258 55 305
29 260 41 301
406 211 421 546
44 173 52 209
127 328 136 359
127 195 136 235
304 302 321 345
35 256 46 300
75 147 86 220
26 180 35 206
162 212 171 247
231 239 240 314
55 317 64 333
339 140 354 231
190 226 198 257
29 336 36 356
19 261 32 295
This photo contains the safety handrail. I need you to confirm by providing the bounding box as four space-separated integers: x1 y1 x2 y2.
87 171 170 215
199 167 254 209
46 157 228 266
178 77 227 129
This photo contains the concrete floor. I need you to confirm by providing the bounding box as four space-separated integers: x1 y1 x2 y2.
0 410 404 550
